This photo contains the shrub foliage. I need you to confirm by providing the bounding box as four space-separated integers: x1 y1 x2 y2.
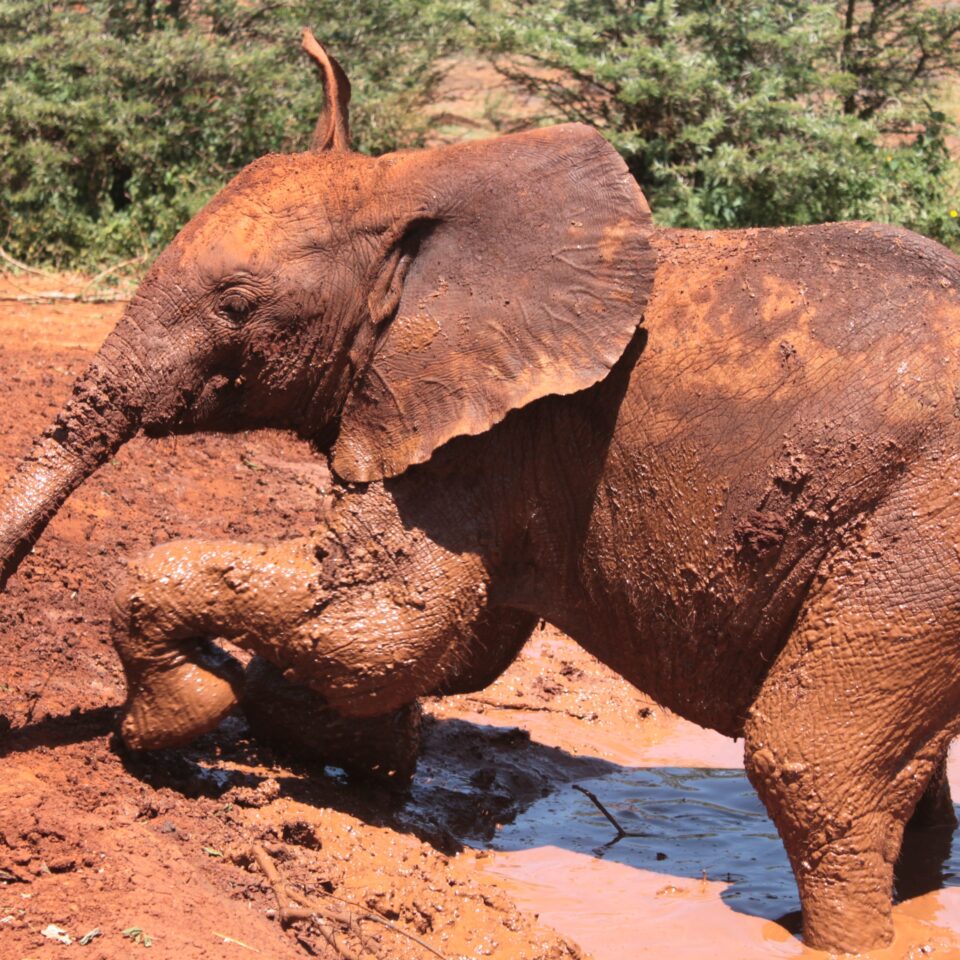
478 0 960 243
0 0 958 267
0 0 461 268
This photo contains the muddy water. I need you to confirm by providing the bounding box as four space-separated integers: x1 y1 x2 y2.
487 718 960 958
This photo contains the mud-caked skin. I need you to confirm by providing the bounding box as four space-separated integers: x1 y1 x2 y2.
113 485 535 746
2 35 960 953
241 657 424 787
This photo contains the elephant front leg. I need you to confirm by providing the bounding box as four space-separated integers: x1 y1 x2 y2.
908 750 957 829
112 537 322 750
744 547 960 951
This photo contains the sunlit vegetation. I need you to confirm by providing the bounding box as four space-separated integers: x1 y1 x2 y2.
0 0 957 267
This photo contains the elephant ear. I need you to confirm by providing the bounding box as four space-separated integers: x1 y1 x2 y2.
332 124 655 482
301 29 351 152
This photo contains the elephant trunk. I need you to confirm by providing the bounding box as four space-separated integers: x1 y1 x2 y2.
0 319 147 588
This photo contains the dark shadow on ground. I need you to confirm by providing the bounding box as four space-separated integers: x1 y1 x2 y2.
0 704 117 755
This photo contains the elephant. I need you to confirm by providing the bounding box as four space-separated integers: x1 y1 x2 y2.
1 29 960 952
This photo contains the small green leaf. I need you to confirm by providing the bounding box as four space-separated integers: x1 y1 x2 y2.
122 926 153 948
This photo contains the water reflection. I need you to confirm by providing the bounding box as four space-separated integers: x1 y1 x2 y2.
494 767 803 919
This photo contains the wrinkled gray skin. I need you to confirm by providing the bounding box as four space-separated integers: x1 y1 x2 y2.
3 40 960 953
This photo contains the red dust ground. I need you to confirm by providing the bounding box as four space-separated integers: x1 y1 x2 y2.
3 273 960 960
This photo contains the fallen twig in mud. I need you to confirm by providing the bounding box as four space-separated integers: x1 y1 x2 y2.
213 931 260 952
250 843 445 960
0 256 138 303
573 784 647 841
464 696 597 720
252 843 362 960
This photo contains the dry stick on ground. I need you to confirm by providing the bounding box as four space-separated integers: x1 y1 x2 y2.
0 291 131 304
79 254 146 297
2 270 42 299
250 843 446 960
252 844 362 960
464 695 596 720
572 784 647 840
0 264 132 303
0 246 48 276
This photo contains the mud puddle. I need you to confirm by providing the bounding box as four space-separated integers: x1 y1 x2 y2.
482 726 960 959
426 632 960 958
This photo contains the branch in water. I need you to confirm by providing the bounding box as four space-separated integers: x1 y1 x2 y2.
573 784 647 840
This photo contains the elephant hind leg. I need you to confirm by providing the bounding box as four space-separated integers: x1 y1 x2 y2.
744 518 960 951
893 747 958 902
112 536 320 750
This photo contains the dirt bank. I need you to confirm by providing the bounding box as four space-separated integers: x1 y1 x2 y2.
0 274 594 959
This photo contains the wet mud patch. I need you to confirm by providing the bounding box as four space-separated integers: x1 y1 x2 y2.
485 741 960 960
494 767 796 919
402 717 618 847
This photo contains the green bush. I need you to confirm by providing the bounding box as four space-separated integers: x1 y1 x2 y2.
476 0 960 247
1 0 958 267
0 0 463 268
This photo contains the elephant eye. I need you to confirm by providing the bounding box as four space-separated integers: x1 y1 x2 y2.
218 291 254 325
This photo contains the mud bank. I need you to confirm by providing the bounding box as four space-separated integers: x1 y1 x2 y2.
0 276 577 959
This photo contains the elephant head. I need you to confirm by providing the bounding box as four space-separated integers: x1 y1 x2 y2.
0 31 656 588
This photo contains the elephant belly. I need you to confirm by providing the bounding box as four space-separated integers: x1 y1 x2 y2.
574 471 836 737
571 383 960 732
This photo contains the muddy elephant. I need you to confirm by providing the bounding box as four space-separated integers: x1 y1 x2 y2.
2 31 960 953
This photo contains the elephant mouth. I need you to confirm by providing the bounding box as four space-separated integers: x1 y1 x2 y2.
145 374 247 437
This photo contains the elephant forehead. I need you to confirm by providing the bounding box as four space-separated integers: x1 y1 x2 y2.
175 157 374 273
190 213 273 278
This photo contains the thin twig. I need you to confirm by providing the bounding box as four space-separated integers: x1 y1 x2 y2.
572 784 647 839
250 844 446 960
212 931 260 952
79 254 146 296
314 923 353 960
23 670 55 726
0 246 47 276
359 913 444 958
3 271 33 295
0 292 131 304
465 696 595 721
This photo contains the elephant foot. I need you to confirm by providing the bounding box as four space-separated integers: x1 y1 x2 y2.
120 639 243 750
241 656 422 788
789 817 896 952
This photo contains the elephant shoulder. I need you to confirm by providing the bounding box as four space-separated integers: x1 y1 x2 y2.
648 222 960 352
